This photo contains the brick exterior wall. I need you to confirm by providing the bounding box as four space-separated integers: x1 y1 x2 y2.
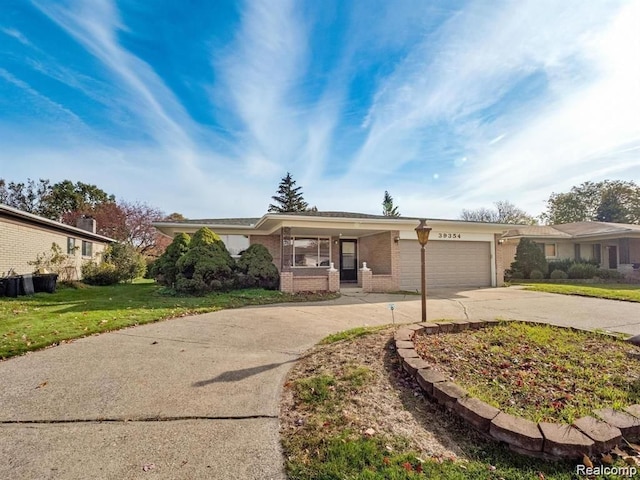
292 275 328 292
250 234 282 271
371 274 397 292
496 236 518 286
359 232 392 274
0 216 107 279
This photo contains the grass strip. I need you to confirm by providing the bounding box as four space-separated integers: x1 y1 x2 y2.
520 283 640 302
0 281 338 359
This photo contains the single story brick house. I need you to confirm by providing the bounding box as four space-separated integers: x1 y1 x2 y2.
0 203 114 280
501 221 640 280
153 211 517 293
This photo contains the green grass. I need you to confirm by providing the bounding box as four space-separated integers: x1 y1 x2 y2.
0 281 339 359
521 282 640 302
320 325 390 345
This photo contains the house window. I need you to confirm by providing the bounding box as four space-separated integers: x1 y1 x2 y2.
82 241 93 257
537 242 556 258
574 244 581 261
593 244 602 264
67 237 76 254
292 237 331 267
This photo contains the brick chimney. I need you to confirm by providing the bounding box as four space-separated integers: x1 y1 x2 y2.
76 216 97 234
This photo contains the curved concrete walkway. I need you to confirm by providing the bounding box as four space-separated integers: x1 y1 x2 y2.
1 287 639 479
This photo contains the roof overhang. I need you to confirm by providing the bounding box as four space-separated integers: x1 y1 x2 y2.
154 213 517 238
0 203 116 243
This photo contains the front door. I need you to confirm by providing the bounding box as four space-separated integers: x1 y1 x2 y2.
340 240 357 282
608 245 618 269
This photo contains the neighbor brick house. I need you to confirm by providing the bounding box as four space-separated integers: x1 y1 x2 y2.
501 221 640 281
0 203 114 279
154 211 517 293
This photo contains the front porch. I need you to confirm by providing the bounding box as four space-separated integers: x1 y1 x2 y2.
250 225 404 293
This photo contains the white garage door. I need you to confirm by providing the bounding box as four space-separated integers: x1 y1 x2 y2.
399 240 492 290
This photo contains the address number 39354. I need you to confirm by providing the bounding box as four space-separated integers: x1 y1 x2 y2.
437 233 462 239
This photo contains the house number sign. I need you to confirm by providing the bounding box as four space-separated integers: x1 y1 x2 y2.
437 233 462 239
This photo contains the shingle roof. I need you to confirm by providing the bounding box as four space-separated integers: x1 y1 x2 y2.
502 221 640 239
554 221 640 237
275 211 413 220
165 217 260 226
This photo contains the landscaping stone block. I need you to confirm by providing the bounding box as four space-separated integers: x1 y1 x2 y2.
538 422 594 458
417 322 440 334
395 340 414 350
453 397 500 432
402 356 431 376
627 334 640 346
396 348 419 360
404 324 424 331
434 322 454 333
624 404 640 419
572 416 622 453
484 319 503 328
394 329 414 342
415 368 446 397
432 381 467 409
490 412 544 452
467 320 486 330
594 408 640 440
450 320 470 332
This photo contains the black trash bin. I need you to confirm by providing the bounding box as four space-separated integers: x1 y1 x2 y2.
4 277 19 298
32 274 58 293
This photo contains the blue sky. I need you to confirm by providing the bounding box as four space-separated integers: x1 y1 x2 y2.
1 0 639 220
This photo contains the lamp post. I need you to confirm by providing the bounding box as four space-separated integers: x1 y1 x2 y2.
415 219 432 322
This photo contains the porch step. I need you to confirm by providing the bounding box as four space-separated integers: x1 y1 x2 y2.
340 287 364 294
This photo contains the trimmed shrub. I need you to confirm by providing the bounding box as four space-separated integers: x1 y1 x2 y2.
175 228 236 294
153 233 191 286
81 261 120 286
529 269 544 280
510 270 524 280
596 269 624 280
511 239 548 279
547 259 573 274
236 244 279 290
103 243 146 282
568 263 598 279
81 243 146 285
550 269 569 280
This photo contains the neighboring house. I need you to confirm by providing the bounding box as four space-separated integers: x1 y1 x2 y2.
153 211 517 293
501 221 640 280
0 203 114 279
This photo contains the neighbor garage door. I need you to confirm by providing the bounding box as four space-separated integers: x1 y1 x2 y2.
399 240 492 290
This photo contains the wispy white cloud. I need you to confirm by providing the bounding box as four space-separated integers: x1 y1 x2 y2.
339 0 639 218
1 27 32 46
216 0 310 179
31 0 202 175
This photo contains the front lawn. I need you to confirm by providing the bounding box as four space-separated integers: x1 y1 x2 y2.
520 283 640 302
0 281 338 359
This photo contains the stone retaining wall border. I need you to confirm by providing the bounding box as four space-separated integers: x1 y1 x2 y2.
395 320 638 460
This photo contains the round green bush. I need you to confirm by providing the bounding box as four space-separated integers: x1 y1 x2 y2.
568 263 598 279
529 269 544 279
153 233 191 286
510 270 524 280
236 244 279 290
175 228 236 294
550 269 569 280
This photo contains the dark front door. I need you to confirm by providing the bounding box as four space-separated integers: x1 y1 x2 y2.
340 240 357 282
608 246 618 269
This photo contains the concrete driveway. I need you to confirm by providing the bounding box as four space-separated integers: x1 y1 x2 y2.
1 286 639 479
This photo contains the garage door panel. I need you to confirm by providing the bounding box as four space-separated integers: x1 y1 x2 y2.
399 240 491 290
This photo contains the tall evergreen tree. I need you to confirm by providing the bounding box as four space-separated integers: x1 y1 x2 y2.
382 191 400 217
268 172 309 212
